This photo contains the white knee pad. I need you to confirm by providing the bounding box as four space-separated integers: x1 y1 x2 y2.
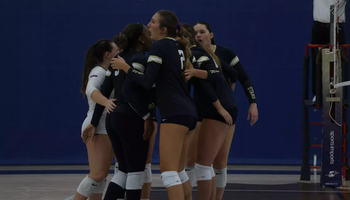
110 171 127 189
185 165 197 187
195 163 212 181
178 169 189 183
93 177 107 194
214 168 227 188
76 175 100 197
114 162 119 174
126 171 144 190
161 171 182 188
144 163 152 183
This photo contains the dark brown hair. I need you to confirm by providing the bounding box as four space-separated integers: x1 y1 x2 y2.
113 23 144 51
81 39 114 96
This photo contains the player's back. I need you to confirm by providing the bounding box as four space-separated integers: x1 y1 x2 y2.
152 38 197 118
112 49 149 117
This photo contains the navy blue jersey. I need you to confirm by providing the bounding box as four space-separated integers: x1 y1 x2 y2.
191 45 236 115
126 37 197 119
214 45 257 104
221 61 238 83
193 44 237 84
149 86 157 120
91 49 153 127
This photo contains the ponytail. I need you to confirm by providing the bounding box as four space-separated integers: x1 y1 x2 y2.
178 26 193 82
113 23 144 51
81 45 98 95
113 33 129 51
197 42 222 71
81 39 114 96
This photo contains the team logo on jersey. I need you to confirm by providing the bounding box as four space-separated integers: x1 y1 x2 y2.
148 103 155 110
115 70 119 76
209 70 219 74
106 70 111 76
90 75 98 78
247 86 256 99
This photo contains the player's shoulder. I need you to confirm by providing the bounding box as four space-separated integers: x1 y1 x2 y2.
131 51 147 72
196 45 210 55
216 45 235 55
90 66 106 77
191 45 203 53
131 49 147 60
152 38 169 47
192 45 210 60
105 66 113 77
155 37 179 48
149 39 167 55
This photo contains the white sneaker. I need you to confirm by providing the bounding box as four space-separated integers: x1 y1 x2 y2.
312 95 316 103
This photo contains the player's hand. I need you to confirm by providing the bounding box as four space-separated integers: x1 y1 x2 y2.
212 100 232 126
184 69 196 80
229 81 236 92
218 108 233 126
104 99 117 114
143 117 154 140
82 124 97 143
110 56 129 72
247 103 258 126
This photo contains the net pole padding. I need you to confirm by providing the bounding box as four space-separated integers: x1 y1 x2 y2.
321 48 343 187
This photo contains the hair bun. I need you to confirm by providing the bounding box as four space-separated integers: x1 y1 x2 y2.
113 33 128 50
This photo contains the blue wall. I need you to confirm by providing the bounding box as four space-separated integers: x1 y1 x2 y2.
0 0 348 165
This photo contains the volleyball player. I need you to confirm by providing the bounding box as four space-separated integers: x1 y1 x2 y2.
111 11 235 200
179 23 238 200
84 23 154 200
116 29 157 200
110 10 201 200
75 39 119 200
193 21 259 200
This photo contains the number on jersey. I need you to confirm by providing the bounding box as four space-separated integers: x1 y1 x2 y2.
178 50 185 69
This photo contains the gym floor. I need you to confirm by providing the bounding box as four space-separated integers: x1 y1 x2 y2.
1 165 349 200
